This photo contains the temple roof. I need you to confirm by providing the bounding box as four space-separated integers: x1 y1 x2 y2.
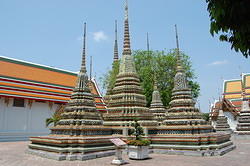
210 74 250 119
0 56 106 111
223 73 250 109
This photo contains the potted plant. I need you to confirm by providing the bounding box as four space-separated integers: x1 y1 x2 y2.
127 120 151 160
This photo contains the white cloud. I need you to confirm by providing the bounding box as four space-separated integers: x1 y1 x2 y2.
93 31 108 42
208 60 229 66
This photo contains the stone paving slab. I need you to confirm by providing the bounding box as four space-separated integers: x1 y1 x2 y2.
0 136 249 166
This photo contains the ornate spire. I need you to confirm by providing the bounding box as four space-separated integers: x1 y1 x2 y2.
174 25 187 90
123 0 131 55
80 22 87 73
75 22 89 90
119 0 136 73
90 55 92 79
113 20 119 62
175 24 184 73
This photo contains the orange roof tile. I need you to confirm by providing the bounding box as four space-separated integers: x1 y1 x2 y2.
0 56 106 111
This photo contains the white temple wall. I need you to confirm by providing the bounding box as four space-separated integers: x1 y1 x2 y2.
0 97 59 141
0 98 5 131
224 112 237 131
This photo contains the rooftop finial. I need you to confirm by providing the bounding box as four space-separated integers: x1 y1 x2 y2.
122 0 131 55
175 24 184 72
81 22 87 73
113 20 119 62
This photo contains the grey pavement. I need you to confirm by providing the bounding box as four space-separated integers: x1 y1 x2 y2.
0 136 249 166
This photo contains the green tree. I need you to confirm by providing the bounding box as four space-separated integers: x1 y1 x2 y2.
201 113 210 122
206 0 250 58
101 49 200 107
100 60 120 94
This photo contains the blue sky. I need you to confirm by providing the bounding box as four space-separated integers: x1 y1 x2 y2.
0 0 249 112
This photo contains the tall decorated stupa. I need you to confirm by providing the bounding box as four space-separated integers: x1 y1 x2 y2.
149 80 166 123
28 23 116 161
235 88 250 135
148 25 235 156
103 1 158 127
162 25 212 131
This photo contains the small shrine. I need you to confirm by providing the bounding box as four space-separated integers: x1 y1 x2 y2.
149 80 166 123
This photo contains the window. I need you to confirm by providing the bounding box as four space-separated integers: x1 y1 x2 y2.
13 98 25 107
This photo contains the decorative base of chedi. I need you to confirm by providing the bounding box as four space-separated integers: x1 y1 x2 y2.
149 133 235 156
27 135 116 161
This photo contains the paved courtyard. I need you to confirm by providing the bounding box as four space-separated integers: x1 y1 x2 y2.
0 136 249 166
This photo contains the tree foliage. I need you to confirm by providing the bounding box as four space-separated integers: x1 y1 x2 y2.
201 113 210 122
101 50 200 107
100 60 120 93
134 50 200 107
206 0 250 58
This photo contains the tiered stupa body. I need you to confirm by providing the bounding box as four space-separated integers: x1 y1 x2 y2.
103 2 157 127
148 25 235 156
149 81 166 123
28 23 116 161
235 91 250 135
215 110 232 133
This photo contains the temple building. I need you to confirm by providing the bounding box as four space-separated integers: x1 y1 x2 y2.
149 80 166 123
102 1 158 127
210 73 250 130
0 57 106 142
